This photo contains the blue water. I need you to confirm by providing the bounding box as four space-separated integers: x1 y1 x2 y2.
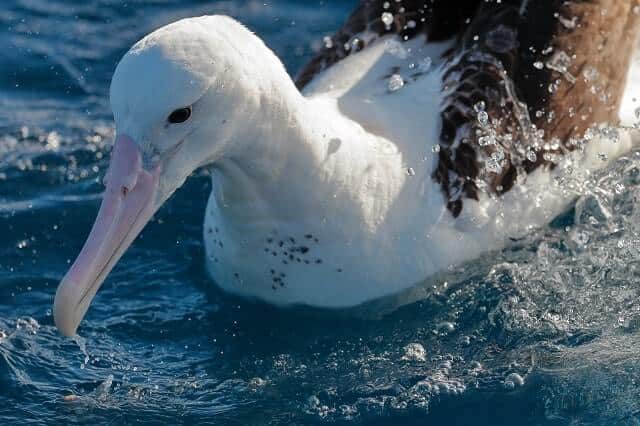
3 1 640 424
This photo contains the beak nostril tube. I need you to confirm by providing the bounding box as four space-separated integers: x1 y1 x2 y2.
104 134 142 195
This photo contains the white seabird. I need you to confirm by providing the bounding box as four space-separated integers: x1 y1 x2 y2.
54 1 640 336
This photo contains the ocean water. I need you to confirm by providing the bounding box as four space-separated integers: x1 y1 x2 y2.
2 1 640 424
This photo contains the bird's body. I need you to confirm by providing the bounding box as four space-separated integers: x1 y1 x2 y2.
53 1 640 335
203 35 445 306
202 31 636 307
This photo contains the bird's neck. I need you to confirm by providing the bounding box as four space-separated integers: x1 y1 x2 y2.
212 77 339 211
223 74 313 183
207 61 408 238
201 22 399 202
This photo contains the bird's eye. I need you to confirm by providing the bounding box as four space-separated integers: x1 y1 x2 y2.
168 107 192 124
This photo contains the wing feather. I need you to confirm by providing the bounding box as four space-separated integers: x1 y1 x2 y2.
297 0 640 217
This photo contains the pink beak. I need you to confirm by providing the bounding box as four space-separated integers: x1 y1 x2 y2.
54 134 161 337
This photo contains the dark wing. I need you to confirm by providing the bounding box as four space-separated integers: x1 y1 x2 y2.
298 0 640 217
295 0 481 89
435 0 640 216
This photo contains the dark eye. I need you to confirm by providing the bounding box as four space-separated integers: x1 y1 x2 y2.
168 107 191 124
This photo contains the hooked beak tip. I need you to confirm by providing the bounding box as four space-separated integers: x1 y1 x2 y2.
53 281 81 337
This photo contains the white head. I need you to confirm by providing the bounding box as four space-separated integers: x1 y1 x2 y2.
111 15 295 203
53 15 295 336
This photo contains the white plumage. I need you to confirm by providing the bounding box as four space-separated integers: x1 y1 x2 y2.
54 14 640 336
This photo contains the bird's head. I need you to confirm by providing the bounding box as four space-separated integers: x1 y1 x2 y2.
53 15 278 336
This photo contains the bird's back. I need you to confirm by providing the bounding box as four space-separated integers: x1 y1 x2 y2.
297 0 640 217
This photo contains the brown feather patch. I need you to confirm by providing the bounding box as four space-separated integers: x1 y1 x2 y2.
435 0 640 217
296 1 640 217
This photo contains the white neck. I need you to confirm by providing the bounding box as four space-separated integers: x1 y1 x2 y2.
203 70 425 306
210 63 416 233
199 20 432 234
200 26 445 306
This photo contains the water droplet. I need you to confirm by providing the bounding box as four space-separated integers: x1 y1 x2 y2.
388 74 404 92
477 111 489 127
385 40 408 58
469 361 482 370
557 14 577 29
248 377 267 389
350 37 361 51
381 12 394 28
572 231 590 246
583 66 599 82
402 343 426 361
478 135 495 147
486 152 503 174
504 373 525 389
546 51 576 83
601 126 620 144
417 56 432 73
436 322 456 334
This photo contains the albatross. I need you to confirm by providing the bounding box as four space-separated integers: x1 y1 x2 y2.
54 0 640 336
